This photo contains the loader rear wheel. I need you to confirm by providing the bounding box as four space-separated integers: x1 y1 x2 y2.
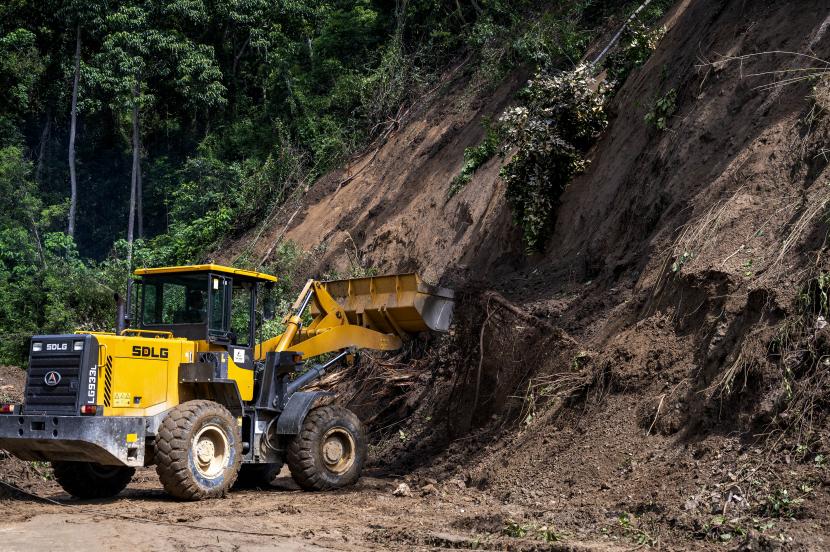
234 462 284 488
52 461 134 499
287 405 366 491
155 400 242 500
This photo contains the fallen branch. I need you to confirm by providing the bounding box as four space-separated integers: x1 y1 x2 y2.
473 298 496 415
481 290 557 332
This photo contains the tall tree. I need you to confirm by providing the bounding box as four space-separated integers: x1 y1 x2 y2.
96 0 226 263
127 79 140 266
67 24 80 238
57 0 109 242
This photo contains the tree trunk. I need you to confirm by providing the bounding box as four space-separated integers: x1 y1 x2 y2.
136 130 143 238
36 114 50 184
127 80 140 267
232 34 251 76
67 24 81 238
28 214 46 269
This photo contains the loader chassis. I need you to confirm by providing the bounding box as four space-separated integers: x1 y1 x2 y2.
0 264 454 500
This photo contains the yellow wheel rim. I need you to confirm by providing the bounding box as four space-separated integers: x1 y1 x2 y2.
192 424 229 479
320 427 356 475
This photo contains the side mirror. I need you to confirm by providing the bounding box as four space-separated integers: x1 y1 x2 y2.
263 284 276 321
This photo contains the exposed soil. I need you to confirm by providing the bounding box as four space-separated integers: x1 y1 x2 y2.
0 467 627 551
6 0 830 550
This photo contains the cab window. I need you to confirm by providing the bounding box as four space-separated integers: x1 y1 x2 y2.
141 275 208 325
231 282 253 346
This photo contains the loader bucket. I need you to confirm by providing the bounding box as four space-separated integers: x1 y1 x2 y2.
317 273 454 336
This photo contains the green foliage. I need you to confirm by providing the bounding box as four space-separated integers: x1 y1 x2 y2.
537 525 564 543
0 28 42 118
533 5 594 65
462 2 596 89
616 512 657 546
645 88 677 130
500 64 610 250
671 251 693 273
763 488 806 519
605 21 666 84
503 520 530 538
799 271 830 316
0 146 127 364
503 519 565 543
360 36 413 130
448 119 503 197
255 241 305 341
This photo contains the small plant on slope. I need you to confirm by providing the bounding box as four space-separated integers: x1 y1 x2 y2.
448 119 503 197
645 88 677 130
606 21 667 85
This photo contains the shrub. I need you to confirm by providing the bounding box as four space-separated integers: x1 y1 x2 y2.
500 64 610 250
605 21 666 85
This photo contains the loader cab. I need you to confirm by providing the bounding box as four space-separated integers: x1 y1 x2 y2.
133 265 277 347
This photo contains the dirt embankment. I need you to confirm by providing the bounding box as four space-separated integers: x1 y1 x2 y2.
0 366 50 496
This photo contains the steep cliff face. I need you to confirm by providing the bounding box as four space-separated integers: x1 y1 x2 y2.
229 0 830 546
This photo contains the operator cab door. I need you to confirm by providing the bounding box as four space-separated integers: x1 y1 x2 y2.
208 274 254 369
207 274 231 344
227 280 256 370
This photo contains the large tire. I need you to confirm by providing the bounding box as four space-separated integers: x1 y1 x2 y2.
234 462 284 489
155 400 242 500
287 405 366 491
52 461 134 499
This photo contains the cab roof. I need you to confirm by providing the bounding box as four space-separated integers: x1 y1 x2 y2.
134 264 278 283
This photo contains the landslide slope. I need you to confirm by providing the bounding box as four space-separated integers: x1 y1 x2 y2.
226 66 527 283
232 0 830 548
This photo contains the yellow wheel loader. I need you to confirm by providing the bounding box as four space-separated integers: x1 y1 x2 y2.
0 265 453 500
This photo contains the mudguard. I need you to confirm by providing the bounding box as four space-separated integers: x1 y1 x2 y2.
275 391 334 435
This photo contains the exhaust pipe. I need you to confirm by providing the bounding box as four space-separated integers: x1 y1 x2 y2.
115 279 133 335
115 293 126 335
125 278 133 329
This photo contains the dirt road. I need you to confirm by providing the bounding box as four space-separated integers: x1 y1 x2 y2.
0 467 625 552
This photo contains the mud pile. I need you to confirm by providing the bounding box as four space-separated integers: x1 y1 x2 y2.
241 0 830 547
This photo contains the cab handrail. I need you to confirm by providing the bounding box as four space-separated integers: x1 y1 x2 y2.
120 329 175 339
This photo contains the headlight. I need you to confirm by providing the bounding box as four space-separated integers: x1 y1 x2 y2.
73 341 84 351
32 342 42 352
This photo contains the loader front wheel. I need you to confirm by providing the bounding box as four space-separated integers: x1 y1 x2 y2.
52 461 134 499
287 405 366 491
155 400 242 500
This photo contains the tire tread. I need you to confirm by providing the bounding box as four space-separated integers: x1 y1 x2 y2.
286 405 365 491
52 461 134 499
155 400 241 500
